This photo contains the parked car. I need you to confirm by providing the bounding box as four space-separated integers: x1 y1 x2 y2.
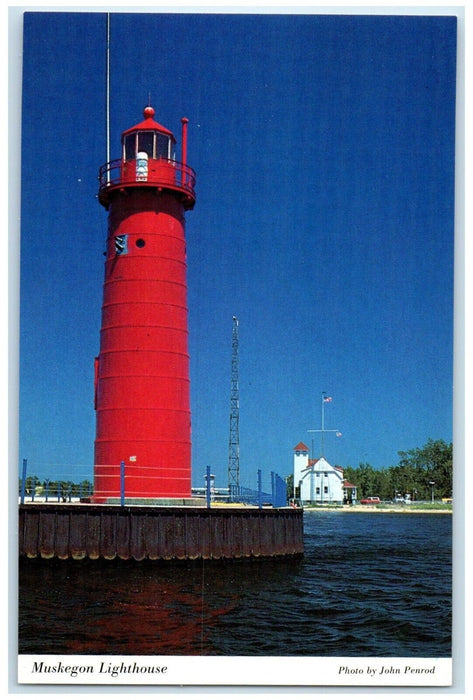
360 496 381 505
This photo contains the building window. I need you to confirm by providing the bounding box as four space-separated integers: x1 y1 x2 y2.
114 234 127 255
138 131 154 157
156 132 171 159
124 133 136 161
123 131 173 160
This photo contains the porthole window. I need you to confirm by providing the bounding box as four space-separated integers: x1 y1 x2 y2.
136 238 146 248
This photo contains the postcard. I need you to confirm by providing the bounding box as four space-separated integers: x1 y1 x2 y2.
12 4 462 691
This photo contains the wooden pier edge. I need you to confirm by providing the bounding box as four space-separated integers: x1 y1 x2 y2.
19 504 304 561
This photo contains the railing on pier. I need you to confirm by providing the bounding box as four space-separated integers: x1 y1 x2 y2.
19 459 93 504
19 460 290 509
228 470 288 508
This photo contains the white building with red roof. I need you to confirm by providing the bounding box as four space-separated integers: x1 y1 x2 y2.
293 443 357 504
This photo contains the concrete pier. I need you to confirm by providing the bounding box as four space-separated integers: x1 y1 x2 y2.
19 503 304 561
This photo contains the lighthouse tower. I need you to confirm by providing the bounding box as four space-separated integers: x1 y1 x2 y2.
93 106 196 501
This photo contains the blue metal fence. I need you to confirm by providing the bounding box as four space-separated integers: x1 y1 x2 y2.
229 470 288 508
272 472 288 508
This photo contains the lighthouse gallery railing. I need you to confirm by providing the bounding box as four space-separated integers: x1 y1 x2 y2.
98 157 196 204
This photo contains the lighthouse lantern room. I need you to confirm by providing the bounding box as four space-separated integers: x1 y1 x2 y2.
93 106 196 501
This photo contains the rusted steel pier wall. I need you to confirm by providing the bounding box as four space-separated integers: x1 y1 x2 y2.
19 504 304 561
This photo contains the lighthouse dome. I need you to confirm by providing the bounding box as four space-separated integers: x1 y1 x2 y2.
122 105 176 141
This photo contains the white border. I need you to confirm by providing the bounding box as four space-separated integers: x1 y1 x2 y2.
18 655 452 686
7 2 466 694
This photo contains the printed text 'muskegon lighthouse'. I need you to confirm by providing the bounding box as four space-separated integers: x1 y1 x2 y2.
93 106 196 501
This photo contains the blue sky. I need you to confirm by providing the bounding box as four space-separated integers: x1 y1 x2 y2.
17 10 457 489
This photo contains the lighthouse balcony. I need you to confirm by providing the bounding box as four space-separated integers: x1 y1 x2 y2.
98 157 196 209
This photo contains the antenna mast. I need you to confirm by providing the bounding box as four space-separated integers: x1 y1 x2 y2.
105 13 111 179
228 316 240 494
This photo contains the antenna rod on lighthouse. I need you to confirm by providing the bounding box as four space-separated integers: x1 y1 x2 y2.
105 12 111 179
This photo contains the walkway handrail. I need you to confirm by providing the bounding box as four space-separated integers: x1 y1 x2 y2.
98 157 196 206
19 462 289 508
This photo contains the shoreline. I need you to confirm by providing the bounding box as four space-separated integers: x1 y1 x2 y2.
304 504 452 514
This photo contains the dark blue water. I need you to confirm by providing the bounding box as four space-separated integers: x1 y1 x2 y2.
18 512 451 657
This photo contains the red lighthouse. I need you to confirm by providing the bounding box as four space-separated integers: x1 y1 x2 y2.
93 106 196 501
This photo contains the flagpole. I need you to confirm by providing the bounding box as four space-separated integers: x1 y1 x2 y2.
308 393 340 458
321 392 326 457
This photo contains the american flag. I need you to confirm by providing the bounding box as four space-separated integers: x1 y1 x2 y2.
323 396 333 402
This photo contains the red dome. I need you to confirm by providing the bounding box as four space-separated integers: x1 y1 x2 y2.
122 106 176 141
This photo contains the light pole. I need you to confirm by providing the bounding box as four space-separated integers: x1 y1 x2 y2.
429 481 435 504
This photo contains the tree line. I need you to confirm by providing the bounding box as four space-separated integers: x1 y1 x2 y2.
343 439 452 501
19 477 93 500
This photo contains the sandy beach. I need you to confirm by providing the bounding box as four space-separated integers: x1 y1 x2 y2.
304 504 452 514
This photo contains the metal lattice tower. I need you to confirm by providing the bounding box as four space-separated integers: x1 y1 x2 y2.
228 316 240 493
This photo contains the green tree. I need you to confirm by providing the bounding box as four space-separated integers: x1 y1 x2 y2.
397 439 452 499
21 475 40 495
351 462 377 499
371 468 394 500
286 474 294 500
342 439 452 502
